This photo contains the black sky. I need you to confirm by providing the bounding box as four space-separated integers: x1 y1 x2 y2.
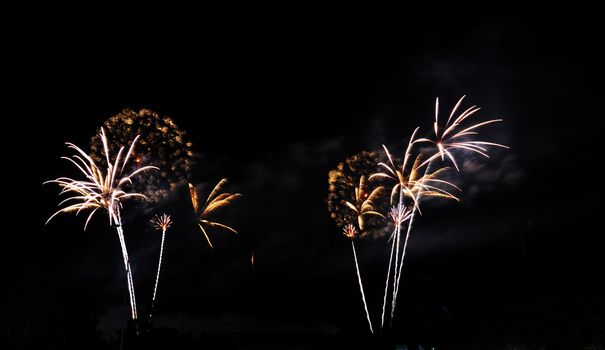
6 10 604 349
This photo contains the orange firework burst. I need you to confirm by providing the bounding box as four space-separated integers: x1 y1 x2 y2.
189 179 241 248
328 151 388 239
342 224 358 239
344 176 385 231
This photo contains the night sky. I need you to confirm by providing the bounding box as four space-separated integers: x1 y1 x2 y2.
7 10 604 349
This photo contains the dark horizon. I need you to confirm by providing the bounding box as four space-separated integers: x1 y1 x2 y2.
6 10 603 349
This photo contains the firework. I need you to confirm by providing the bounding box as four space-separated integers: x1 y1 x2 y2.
328 151 388 239
344 175 385 231
45 128 158 320
416 96 509 170
343 224 374 335
383 96 507 324
150 213 172 321
370 135 459 324
370 144 460 207
90 108 194 203
189 179 241 248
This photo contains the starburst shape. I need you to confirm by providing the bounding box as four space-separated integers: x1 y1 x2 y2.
389 204 412 228
46 128 158 229
152 213 172 231
370 143 460 208
342 224 359 239
416 96 509 170
189 179 241 248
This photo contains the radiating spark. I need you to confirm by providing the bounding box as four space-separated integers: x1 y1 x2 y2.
150 213 172 321
45 128 158 320
416 96 509 170
389 204 412 230
370 144 459 207
190 179 241 248
152 213 172 231
342 224 358 239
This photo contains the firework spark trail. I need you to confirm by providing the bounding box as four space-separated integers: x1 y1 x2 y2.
344 224 374 335
391 212 401 321
392 161 432 319
112 209 138 320
152 230 165 303
381 226 396 330
389 198 405 322
382 204 412 327
45 128 157 320
115 220 137 319
352 241 374 335
150 214 172 320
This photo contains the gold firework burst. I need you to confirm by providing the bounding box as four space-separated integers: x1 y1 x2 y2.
189 179 241 248
344 175 385 231
90 108 194 203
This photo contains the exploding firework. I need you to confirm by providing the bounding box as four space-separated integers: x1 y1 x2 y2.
189 179 241 248
369 134 460 325
343 224 374 335
90 108 194 203
416 96 509 170
380 96 508 325
150 213 172 321
370 143 460 207
328 151 388 239
327 152 389 333
344 175 385 231
45 128 158 320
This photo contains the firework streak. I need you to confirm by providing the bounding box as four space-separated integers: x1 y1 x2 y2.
150 214 172 320
343 224 374 334
46 128 157 320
